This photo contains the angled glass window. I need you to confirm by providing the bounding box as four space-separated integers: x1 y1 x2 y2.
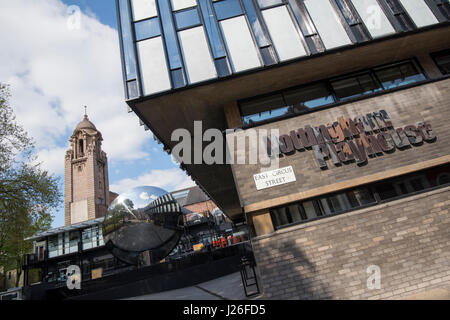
131 0 158 21
383 0 415 31
288 0 324 53
399 0 439 27
374 61 426 89
175 7 201 29
119 0 137 80
214 0 243 20
137 37 172 94
257 0 283 8
171 0 197 11
331 72 382 100
220 15 262 72
303 0 352 49
135 17 161 40
178 26 217 83
289 0 316 36
335 0 371 42
283 83 335 112
242 0 270 47
199 0 227 58
351 0 396 38
261 5 308 61
158 0 183 69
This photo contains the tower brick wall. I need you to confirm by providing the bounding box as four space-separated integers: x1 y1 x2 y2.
64 115 110 225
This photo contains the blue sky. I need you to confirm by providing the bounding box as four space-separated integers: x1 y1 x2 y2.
0 0 195 228
62 0 118 29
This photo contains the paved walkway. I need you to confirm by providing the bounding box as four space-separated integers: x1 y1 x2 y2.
126 272 248 300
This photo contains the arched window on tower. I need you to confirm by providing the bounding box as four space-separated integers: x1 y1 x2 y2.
79 139 84 157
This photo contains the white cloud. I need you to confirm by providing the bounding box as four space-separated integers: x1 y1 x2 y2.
34 146 68 175
110 168 196 195
0 0 151 175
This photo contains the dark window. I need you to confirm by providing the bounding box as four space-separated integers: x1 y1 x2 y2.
214 57 231 77
432 50 450 75
331 72 382 100
260 46 277 66
437 173 450 185
288 0 324 53
241 93 287 125
213 0 243 20
383 0 415 31
127 80 139 98
410 178 425 192
335 0 370 42
239 59 425 126
430 0 450 20
375 61 426 89
353 188 376 206
283 83 335 111
135 17 161 41
175 8 201 29
268 164 449 231
397 182 409 195
171 68 186 88
79 140 84 154
375 182 398 200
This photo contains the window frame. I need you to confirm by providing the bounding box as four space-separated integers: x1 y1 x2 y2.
238 58 428 128
378 0 417 32
431 49 450 75
268 164 450 231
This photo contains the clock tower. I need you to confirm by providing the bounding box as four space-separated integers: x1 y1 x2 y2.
64 113 110 226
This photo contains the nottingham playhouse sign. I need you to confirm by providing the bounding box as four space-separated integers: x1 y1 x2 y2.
266 110 436 169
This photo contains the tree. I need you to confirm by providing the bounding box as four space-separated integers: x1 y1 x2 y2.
0 84 61 288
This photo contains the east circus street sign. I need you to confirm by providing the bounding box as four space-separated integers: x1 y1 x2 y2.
254 166 296 191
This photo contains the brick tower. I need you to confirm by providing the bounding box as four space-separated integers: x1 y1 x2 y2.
64 113 110 226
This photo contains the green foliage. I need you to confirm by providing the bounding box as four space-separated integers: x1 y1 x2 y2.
0 84 62 287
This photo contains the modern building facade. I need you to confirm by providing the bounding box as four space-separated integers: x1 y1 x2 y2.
116 0 450 299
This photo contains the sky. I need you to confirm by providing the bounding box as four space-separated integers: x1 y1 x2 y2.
0 0 195 227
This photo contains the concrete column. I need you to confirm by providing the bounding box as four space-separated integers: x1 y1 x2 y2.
251 211 275 237
224 101 243 128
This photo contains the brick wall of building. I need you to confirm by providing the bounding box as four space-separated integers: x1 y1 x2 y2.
184 200 218 215
252 186 450 299
229 78 450 210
